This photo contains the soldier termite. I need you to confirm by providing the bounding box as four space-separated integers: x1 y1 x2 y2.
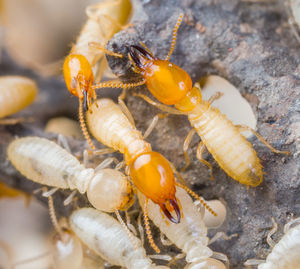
70 207 169 269
245 217 300 269
138 186 228 269
63 0 132 150
0 76 37 125
7 136 134 214
92 13 290 187
87 98 217 253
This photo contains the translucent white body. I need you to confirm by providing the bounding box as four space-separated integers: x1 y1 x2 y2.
0 76 37 118
87 98 151 164
70 208 168 269
258 223 300 269
72 0 132 80
138 187 225 269
53 232 83 269
188 102 262 186
7 137 132 212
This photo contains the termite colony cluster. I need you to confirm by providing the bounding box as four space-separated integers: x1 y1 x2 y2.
0 0 297 268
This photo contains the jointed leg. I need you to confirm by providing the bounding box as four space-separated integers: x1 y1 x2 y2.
95 157 119 172
209 232 238 245
0 117 34 125
208 92 223 105
88 42 123 58
133 93 186 115
196 142 214 181
118 89 135 126
143 113 167 139
165 13 184 61
235 124 290 155
266 217 278 248
181 128 197 172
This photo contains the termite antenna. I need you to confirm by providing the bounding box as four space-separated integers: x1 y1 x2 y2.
48 196 63 238
79 99 95 150
165 13 184 61
175 182 218 217
114 210 139 250
143 198 160 253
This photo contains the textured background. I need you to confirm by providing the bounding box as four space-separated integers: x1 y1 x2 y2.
0 0 299 268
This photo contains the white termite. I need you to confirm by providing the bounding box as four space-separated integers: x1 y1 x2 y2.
245 217 300 269
0 76 37 123
7 136 134 212
138 186 227 269
70 207 169 269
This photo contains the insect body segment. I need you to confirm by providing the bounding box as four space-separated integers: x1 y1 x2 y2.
114 14 288 187
70 207 169 269
138 186 227 268
7 137 134 212
87 99 180 223
0 76 37 122
245 218 300 269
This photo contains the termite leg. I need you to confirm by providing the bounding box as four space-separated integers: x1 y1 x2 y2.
41 187 59 197
137 212 145 245
165 13 184 61
94 157 119 172
244 259 265 267
143 113 167 139
125 211 137 236
208 91 223 105
235 124 290 155
266 217 278 248
181 128 197 172
87 147 116 157
284 217 300 233
88 42 123 58
167 253 186 267
118 89 135 126
196 141 214 181
160 233 172 246
114 210 139 250
57 134 71 153
0 117 33 125
133 93 186 115
143 198 160 253
209 232 238 245
63 190 77 206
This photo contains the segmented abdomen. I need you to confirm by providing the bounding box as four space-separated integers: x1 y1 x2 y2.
87 99 151 164
138 187 212 263
189 105 262 186
0 76 37 118
259 225 300 269
70 208 161 269
7 137 87 189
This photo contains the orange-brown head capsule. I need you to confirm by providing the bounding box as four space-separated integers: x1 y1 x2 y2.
129 151 181 223
63 54 95 110
129 45 192 105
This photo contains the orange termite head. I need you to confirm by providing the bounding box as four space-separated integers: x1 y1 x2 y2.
63 54 95 111
128 45 192 105
129 151 181 223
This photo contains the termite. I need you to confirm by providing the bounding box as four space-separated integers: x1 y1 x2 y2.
7 136 134 214
48 196 84 269
92 13 290 187
63 0 132 150
0 76 37 125
138 186 228 269
244 217 300 269
70 207 169 269
87 98 217 253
